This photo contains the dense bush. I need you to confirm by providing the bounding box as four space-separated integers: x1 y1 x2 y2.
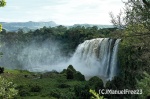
74 71 85 81
88 76 104 92
18 89 30 97
66 65 85 81
66 65 76 79
60 92 75 99
67 65 76 72
0 67 4 74
66 68 74 79
57 83 70 88
137 72 150 99
49 89 61 98
74 84 91 99
16 85 30 97
30 84 42 92
0 76 18 98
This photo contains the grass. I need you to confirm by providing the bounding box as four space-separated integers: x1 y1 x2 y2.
0 69 88 99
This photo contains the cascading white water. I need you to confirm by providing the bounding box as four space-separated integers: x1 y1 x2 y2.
68 38 121 80
0 38 121 80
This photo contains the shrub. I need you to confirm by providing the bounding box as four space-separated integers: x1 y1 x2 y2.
89 89 104 99
61 92 75 99
74 71 85 81
88 76 104 92
0 67 4 74
30 84 42 92
66 65 76 79
49 89 61 98
67 65 76 72
66 68 74 79
137 72 150 99
105 76 123 89
66 65 85 81
57 83 70 88
16 85 30 97
66 65 77 79
74 84 91 99
0 76 18 98
19 89 30 97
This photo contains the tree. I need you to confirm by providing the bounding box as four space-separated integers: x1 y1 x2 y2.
0 2 18 98
109 11 126 29
0 0 6 32
137 72 150 99
110 0 150 32
109 1 150 98
0 24 2 32
143 0 150 7
125 0 150 31
0 0 6 7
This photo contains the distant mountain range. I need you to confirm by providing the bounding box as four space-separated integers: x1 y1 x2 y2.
1 21 57 32
0 21 114 32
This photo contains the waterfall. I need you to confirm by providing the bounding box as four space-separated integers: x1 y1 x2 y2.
0 37 121 80
69 38 121 80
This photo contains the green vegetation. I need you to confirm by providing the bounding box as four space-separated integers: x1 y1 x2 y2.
0 76 18 99
0 0 6 7
0 14 149 98
89 89 104 99
0 25 116 59
65 65 85 81
0 0 6 32
0 66 105 99
0 0 150 98
0 24 2 32
0 67 4 74
137 72 150 99
0 22 115 99
107 0 150 99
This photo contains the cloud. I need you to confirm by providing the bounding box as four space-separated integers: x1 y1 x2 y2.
0 0 125 25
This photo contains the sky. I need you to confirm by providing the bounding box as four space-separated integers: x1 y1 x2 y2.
0 0 126 25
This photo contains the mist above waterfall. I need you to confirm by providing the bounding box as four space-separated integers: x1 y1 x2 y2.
0 37 120 80
17 39 69 72
0 38 69 71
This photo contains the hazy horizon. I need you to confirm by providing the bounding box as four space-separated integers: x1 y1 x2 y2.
0 21 114 26
0 0 126 25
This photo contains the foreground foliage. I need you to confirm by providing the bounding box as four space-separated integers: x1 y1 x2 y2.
0 66 105 99
108 0 150 99
0 1 150 98
137 72 150 99
0 76 18 99
0 0 6 32
89 89 104 99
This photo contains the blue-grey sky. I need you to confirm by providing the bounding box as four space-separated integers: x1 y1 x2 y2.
0 0 125 25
